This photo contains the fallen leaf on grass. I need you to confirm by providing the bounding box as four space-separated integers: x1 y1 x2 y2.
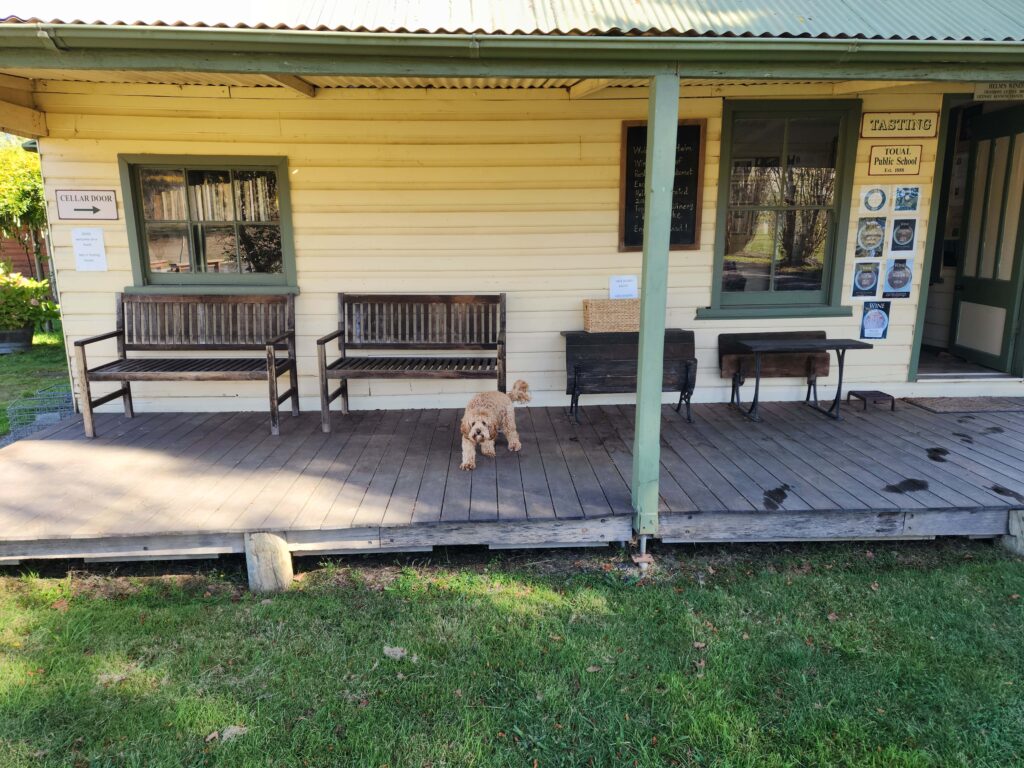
221 725 248 742
51 599 69 613
827 612 839 623
1011 594 1020 601
870 581 880 592
741 632 750 641
692 642 706 650
204 731 219 743
865 550 875 560
586 665 602 673
805 636 815 647
383 646 408 660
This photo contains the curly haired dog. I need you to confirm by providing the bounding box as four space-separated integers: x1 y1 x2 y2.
459 380 531 471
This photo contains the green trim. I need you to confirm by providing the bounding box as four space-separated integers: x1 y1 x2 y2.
707 99 860 315
3 26 1024 80
631 73 679 536
695 305 854 321
123 284 299 295
117 154 298 291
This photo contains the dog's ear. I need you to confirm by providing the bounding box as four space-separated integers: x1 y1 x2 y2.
459 417 470 437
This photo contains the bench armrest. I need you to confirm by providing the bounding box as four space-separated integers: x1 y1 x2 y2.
316 329 343 347
266 331 294 346
73 329 122 348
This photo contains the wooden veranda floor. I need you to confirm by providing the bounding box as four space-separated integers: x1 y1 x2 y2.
1 402 1021 563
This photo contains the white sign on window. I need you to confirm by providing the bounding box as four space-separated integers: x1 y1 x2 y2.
609 275 639 299
72 228 108 272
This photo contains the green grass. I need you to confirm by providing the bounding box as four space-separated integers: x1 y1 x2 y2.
0 330 68 436
0 541 1022 767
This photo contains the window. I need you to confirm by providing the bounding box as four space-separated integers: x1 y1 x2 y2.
120 156 296 289
703 101 859 317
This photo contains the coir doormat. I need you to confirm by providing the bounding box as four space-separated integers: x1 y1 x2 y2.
905 396 1024 413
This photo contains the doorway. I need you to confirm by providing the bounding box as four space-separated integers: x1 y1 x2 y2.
919 101 1024 379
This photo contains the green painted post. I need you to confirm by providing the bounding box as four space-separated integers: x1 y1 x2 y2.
631 72 679 536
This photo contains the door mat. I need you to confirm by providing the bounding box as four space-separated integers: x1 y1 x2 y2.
905 397 1024 414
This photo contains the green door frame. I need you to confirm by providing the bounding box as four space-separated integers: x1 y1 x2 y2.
908 93 971 381
631 73 680 536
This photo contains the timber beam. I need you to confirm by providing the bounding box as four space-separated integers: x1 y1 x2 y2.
568 78 613 99
0 98 46 137
266 74 317 97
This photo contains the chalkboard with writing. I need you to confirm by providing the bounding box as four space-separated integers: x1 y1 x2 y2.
619 119 705 251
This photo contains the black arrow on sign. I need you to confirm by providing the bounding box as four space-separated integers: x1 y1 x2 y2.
74 206 100 214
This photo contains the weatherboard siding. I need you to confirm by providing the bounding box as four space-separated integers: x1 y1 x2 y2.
36 80 1015 414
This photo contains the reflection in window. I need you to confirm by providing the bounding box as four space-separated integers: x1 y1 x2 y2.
722 113 841 302
136 165 283 276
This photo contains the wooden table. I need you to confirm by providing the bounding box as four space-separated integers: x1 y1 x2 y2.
733 338 873 422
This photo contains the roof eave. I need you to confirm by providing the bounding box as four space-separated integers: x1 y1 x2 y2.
2 23 1023 81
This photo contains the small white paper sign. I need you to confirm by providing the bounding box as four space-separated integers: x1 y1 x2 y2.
72 228 108 272
609 275 639 299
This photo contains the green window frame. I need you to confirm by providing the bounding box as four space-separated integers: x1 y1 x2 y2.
698 100 860 320
119 155 297 293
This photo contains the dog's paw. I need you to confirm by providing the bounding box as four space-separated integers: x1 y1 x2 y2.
481 447 496 458
459 461 475 471
508 439 522 452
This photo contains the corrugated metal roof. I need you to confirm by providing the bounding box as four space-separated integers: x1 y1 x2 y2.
4 0 1024 41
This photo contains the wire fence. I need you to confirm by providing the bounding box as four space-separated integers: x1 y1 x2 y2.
2 381 74 447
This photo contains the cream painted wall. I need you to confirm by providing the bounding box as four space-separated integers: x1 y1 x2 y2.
35 79 1023 414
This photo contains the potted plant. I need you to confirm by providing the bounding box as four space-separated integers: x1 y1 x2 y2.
0 265 58 353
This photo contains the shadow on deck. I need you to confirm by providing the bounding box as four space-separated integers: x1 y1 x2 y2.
1 401 1022 564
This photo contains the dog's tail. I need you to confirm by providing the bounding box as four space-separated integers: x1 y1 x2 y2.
508 379 531 403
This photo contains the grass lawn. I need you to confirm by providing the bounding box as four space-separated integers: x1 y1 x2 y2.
0 330 68 436
0 541 1021 767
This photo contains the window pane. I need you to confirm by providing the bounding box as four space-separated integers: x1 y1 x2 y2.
234 170 280 222
729 118 784 206
196 225 239 273
723 211 775 293
775 209 830 292
187 170 234 221
239 225 283 273
786 118 840 207
139 168 186 221
146 225 191 273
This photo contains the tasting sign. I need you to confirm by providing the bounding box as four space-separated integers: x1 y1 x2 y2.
56 190 118 221
620 120 705 251
860 112 939 139
868 145 923 176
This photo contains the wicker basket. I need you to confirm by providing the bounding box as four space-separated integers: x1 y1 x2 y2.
582 299 640 332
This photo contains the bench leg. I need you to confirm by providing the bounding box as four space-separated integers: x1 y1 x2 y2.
340 379 349 416
288 358 300 417
122 380 135 419
74 347 97 438
676 390 693 423
267 351 281 437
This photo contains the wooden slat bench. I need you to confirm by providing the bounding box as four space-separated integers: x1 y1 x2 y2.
74 294 299 438
316 293 506 432
561 330 698 423
719 330 831 407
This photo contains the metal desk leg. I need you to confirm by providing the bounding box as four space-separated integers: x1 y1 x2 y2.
741 352 763 422
826 348 847 419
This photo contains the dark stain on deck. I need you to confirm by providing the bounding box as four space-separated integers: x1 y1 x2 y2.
985 426 1005 434
991 485 1024 504
952 432 975 444
884 478 930 494
927 447 949 462
762 484 791 511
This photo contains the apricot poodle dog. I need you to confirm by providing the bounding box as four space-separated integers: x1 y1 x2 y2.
459 380 531 470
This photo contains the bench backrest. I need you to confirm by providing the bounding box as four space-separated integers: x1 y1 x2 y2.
338 293 505 350
562 330 696 394
718 331 830 379
118 294 294 351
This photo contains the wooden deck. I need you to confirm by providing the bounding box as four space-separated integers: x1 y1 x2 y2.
1 402 1022 564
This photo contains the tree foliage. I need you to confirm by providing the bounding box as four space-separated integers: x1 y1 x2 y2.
0 144 46 239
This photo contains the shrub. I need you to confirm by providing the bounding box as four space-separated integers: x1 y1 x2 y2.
0 265 58 330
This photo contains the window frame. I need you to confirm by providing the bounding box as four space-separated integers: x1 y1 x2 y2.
119 155 298 294
698 99 861 320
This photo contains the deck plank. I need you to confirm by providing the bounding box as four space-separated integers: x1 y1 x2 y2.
410 409 458 525
546 406 612 517
382 409 441 528
353 409 424 529
515 407 557 521
529 407 585 520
